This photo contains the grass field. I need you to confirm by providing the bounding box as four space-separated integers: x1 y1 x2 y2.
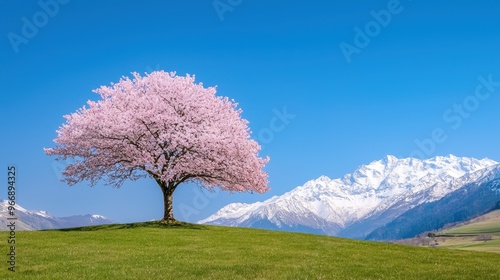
2 222 500 279
436 210 500 253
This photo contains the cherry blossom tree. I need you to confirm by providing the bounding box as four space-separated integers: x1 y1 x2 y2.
45 71 269 222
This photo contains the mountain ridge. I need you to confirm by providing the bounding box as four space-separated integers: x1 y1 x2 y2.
0 200 115 230
199 155 499 239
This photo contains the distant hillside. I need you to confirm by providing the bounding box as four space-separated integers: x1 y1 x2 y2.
365 174 500 240
440 209 500 236
0 200 115 230
394 209 500 253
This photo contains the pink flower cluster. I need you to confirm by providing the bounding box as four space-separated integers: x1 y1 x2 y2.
45 71 269 194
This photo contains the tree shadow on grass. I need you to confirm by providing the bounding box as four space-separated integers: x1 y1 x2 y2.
46 221 209 232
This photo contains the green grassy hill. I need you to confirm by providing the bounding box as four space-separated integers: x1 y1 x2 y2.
435 209 500 253
2 222 500 279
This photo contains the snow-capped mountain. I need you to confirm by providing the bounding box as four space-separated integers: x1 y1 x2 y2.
366 164 500 240
0 200 115 230
199 155 500 239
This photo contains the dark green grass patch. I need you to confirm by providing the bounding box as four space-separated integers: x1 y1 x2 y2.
442 224 500 235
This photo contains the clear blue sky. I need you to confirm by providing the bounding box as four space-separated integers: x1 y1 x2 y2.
1 0 500 223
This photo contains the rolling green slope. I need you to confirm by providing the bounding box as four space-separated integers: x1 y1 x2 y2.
435 210 500 252
2 222 500 279
441 210 500 235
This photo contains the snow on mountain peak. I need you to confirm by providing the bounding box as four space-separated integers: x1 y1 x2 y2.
91 214 107 220
0 201 115 230
339 155 497 193
199 155 498 236
34 210 52 218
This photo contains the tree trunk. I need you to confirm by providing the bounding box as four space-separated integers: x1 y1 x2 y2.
160 182 177 223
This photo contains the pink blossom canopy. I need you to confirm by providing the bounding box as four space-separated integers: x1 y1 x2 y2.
45 71 269 195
